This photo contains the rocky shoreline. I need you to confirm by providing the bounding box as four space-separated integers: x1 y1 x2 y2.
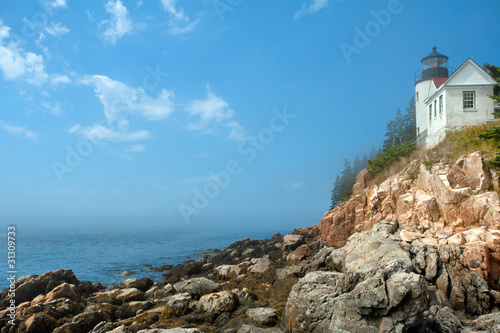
1 152 500 332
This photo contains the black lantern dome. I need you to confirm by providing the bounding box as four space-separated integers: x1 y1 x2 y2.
420 46 449 81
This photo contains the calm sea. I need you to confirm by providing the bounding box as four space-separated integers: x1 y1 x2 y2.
0 227 284 290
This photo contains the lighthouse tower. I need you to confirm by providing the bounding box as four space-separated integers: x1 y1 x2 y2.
414 46 450 145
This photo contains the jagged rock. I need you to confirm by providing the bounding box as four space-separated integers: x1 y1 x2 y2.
31 282 81 304
162 292 192 317
89 289 123 305
173 277 219 298
22 313 58 333
400 230 423 242
421 305 464 333
342 220 410 274
237 325 282 333
53 310 108 333
460 192 500 227
120 270 134 276
0 269 79 306
470 312 500 332
138 329 204 333
282 234 305 252
463 271 491 315
246 307 278 326
215 265 242 278
197 290 238 314
249 255 272 274
291 225 320 244
115 300 153 319
448 152 492 193
115 288 145 304
286 245 312 261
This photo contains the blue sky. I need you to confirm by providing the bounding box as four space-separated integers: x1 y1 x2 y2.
1 0 499 232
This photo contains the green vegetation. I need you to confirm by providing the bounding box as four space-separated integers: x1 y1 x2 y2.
367 142 416 176
478 126 500 168
483 63 500 117
329 97 415 209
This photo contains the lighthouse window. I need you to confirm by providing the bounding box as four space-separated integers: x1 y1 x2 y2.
463 91 475 109
439 95 443 114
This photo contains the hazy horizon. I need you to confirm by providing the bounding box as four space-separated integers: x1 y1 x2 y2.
1 0 499 232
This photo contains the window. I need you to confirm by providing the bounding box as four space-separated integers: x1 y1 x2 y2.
429 104 432 122
434 100 437 117
463 91 475 109
439 95 443 114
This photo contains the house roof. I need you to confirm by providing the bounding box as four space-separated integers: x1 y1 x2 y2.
424 58 497 103
432 78 447 89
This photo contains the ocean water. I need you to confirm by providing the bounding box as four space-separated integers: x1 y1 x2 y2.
0 227 284 290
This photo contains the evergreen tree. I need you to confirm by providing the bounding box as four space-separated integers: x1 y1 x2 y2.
484 63 500 117
402 96 416 141
361 153 369 170
369 146 378 159
330 175 343 209
353 154 363 175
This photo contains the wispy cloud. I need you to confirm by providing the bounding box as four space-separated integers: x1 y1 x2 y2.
0 120 39 141
68 120 151 142
101 0 133 45
128 144 145 153
0 21 70 85
44 22 70 37
160 0 199 35
45 0 67 9
185 84 249 142
286 181 305 189
42 102 63 115
80 74 175 122
293 0 328 20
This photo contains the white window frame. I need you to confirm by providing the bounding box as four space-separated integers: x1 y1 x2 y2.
463 91 475 110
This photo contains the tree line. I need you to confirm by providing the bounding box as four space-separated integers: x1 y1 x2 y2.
329 97 416 209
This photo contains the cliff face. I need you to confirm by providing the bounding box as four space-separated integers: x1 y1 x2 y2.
321 152 500 288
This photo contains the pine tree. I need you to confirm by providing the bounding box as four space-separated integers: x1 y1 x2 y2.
402 96 416 141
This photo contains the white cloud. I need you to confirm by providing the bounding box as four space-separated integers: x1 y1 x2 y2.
286 181 305 189
160 0 199 35
101 0 133 45
186 85 233 130
185 85 247 142
293 0 328 20
69 121 151 142
128 144 145 153
0 21 70 85
51 73 71 85
45 0 67 8
44 22 70 37
80 74 175 122
42 102 63 115
0 120 39 141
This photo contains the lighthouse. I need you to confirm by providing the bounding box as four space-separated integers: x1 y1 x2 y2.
413 46 496 148
414 46 451 144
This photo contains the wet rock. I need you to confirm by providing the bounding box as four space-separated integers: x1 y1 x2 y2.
282 234 305 252
421 305 464 333
120 270 134 276
197 290 238 314
162 292 192 317
237 325 282 333
249 255 272 274
173 277 219 298
246 307 278 326
53 309 108 333
470 312 500 332
22 313 57 333
31 282 81 304
286 245 312 262
0 269 79 306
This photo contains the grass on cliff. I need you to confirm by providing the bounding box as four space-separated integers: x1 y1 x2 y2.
367 120 500 187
